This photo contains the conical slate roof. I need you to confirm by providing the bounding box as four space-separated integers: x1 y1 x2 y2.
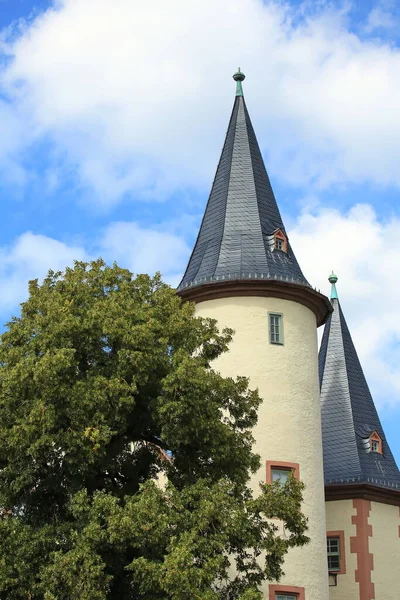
177 70 309 291
319 275 400 490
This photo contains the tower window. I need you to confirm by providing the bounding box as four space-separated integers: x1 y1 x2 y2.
327 537 340 572
369 431 383 454
266 461 300 484
273 229 288 252
271 468 291 484
326 531 346 575
269 312 283 345
269 585 305 600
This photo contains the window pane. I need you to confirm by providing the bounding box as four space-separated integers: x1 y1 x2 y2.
276 595 297 600
327 538 339 553
328 555 340 571
271 468 291 484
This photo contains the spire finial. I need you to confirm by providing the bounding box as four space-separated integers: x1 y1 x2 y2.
233 68 245 97
328 271 338 300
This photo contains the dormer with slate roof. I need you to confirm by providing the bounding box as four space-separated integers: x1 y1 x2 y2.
177 70 331 327
319 273 400 502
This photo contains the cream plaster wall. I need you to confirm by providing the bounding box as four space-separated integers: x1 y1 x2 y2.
369 501 400 600
325 500 358 600
195 296 329 600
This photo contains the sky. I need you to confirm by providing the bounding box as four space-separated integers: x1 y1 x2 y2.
0 0 400 461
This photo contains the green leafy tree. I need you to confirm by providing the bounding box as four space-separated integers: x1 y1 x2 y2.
0 260 308 599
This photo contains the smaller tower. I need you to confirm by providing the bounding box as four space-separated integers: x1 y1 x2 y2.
319 274 400 600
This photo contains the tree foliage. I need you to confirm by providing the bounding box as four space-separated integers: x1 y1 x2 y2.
0 260 308 599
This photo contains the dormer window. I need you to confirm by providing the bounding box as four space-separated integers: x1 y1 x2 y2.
273 229 287 252
369 431 383 454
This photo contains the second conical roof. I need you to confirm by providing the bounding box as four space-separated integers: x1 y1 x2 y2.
319 279 400 490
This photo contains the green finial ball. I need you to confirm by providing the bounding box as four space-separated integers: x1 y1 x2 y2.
328 271 338 284
233 68 245 82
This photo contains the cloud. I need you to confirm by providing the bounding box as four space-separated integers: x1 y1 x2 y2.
290 203 400 408
1 0 400 204
364 6 397 33
100 220 191 286
0 232 87 316
0 220 190 320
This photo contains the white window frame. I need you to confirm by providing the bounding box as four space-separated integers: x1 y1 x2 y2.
268 312 284 345
327 536 341 572
371 439 380 453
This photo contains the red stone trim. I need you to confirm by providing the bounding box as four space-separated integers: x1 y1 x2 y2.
266 461 300 484
269 584 305 599
327 530 346 575
350 499 375 600
177 279 332 327
325 483 400 507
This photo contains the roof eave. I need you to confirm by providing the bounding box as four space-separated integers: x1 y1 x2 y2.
325 482 400 506
177 278 332 327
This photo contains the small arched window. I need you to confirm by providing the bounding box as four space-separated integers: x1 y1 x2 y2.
369 431 383 454
273 229 288 253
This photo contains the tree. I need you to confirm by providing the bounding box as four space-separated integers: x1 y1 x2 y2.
0 260 308 599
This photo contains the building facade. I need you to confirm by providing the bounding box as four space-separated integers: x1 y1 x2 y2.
177 71 400 600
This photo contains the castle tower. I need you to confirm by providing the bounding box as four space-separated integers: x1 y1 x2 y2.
320 274 400 600
177 71 332 599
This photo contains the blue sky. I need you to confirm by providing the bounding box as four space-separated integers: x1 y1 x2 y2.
1 0 400 462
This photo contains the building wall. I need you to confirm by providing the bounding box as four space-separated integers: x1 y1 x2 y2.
325 500 358 600
369 501 400 600
326 499 400 600
195 295 329 600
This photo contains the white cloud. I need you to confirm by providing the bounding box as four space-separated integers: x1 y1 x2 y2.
290 203 400 408
0 220 190 319
100 220 191 286
2 0 400 203
0 232 87 315
365 6 396 33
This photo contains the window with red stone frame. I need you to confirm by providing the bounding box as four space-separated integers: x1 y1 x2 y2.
266 461 300 485
273 229 288 253
269 584 305 600
326 530 346 575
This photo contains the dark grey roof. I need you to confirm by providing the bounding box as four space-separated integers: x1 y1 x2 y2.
319 297 400 490
177 91 309 291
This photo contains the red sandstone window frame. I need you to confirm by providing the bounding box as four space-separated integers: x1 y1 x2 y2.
269 584 305 600
266 461 300 484
326 530 346 575
369 431 382 454
273 229 288 253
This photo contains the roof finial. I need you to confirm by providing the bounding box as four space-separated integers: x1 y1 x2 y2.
233 68 245 97
328 271 338 300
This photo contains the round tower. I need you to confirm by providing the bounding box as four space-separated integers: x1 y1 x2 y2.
177 71 332 599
